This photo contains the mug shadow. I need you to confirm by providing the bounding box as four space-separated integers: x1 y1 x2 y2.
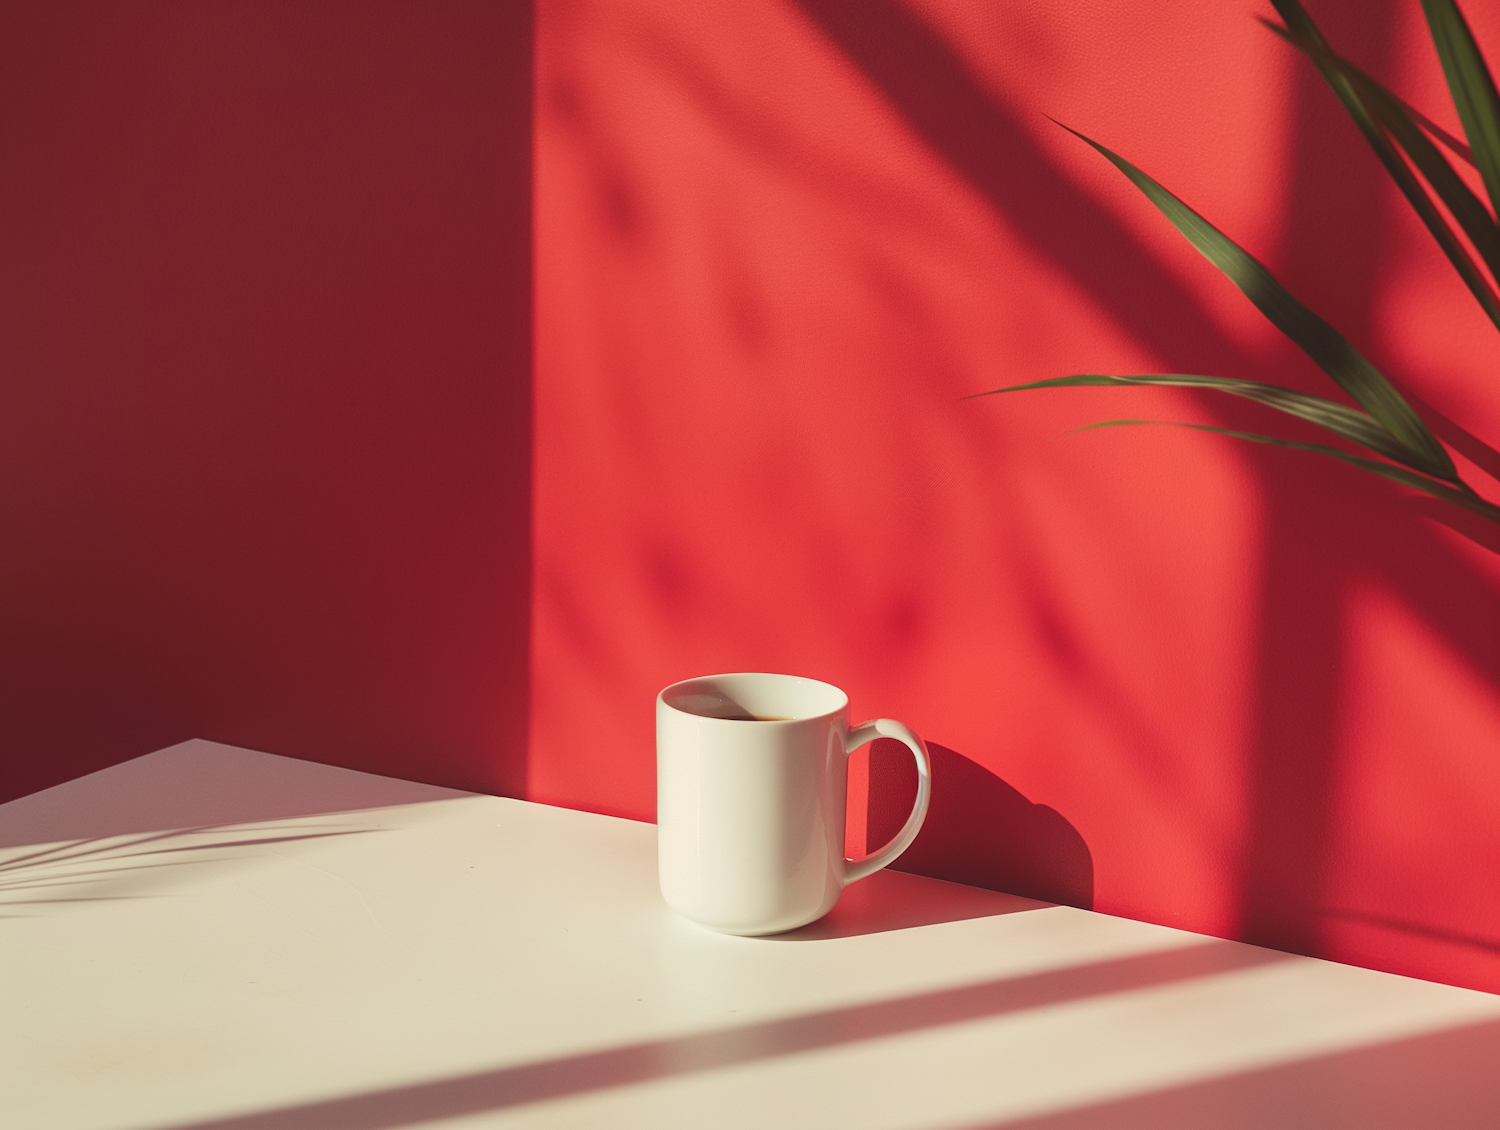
868 740 1095 911
769 867 1049 941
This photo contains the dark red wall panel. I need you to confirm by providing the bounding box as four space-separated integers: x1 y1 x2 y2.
0 1 532 801
534 0 1500 991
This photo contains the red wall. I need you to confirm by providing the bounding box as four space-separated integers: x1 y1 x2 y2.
534 0 1500 992
0 1 532 802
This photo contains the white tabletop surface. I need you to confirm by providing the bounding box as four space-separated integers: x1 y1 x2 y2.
4 740 1499 1130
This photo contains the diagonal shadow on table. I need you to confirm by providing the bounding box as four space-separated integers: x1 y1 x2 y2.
151 939 1289 1130
971 1016 1500 1129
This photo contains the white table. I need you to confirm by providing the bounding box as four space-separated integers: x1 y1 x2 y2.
4 740 1499 1130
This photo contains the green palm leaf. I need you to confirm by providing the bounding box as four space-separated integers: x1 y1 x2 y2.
1423 0 1500 214
993 7 1500 531
1264 2 1500 330
1266 0 1477 167
972 372 1434 470
1056 122 1456 482
1078 420 1500 521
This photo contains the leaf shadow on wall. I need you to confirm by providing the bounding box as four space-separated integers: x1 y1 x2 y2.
792 0 1500 977
868 739 1094 911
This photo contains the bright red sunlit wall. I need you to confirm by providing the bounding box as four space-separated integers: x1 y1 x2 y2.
534 0 1500 992
0 1 531 803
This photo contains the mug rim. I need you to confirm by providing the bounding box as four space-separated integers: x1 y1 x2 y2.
657 672 848 723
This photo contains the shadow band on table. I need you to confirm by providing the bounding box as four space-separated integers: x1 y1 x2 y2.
977 1016 1500 1130
158 939 1286 1130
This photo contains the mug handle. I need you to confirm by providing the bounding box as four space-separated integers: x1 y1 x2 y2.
843 719 932 884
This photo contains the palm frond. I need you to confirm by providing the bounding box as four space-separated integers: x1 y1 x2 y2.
1053 121 1458 482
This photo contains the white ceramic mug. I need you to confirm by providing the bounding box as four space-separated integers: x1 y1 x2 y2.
656 672 932 935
